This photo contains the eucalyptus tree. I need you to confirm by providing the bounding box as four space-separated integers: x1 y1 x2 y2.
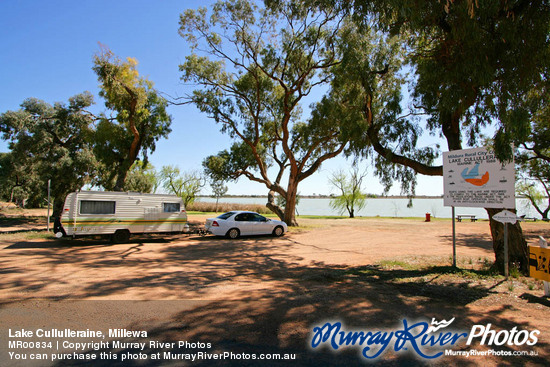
93 49 172 191
322 0 550 273
515 79 550 220
0 93 97 216
160 166 205 207
210 179 228 213
516 180 550 220
329 167 368 218
123 161 158 193
0 152 40 206
179 0 357 226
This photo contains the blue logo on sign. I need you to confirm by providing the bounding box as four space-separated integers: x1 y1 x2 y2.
310 318 467 360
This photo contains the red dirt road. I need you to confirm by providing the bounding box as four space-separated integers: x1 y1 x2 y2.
1 216 549 366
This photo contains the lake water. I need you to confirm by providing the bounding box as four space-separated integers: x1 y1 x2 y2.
197 197 539 220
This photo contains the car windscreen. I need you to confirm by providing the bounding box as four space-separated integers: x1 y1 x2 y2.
217 212 236 220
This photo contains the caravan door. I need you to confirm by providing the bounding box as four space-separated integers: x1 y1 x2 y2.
161 202 184 232
144 207 161 232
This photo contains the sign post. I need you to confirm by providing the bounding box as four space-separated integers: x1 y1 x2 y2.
452 206 456 267
493 210 523 279
47 179 51 232
504 223 508 278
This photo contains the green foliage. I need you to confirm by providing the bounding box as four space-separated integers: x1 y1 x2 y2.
337 0 548 275
328 168 367 218
203 142 262 182
210 180 228 198
93 48 172 191
322 0 550 196
514 79 550 219
0 50 171 214
0 93 97 215
180 0 349 226
209 178 228 212
516 165 550 220
0 152 37 206
160 166 206 207
310 18 435 195
123 161 158 193
275 192 301 208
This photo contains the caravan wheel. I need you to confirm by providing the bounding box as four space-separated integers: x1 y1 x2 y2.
112 229 130 243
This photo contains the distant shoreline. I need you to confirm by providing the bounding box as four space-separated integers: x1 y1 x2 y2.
197 195 445 199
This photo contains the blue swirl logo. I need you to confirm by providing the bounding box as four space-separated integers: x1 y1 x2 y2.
310 318 467 360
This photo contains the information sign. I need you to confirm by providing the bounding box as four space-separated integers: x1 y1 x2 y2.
443 147 515 208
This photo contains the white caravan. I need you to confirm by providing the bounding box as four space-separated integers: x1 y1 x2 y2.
56 191 188 242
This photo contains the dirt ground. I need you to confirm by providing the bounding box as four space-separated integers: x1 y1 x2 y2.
1 212 549 366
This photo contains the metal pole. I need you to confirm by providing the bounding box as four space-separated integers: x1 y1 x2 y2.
452 206 456 267
47 179 51 232
504 223 509 279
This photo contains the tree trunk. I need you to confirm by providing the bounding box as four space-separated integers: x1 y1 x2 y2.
486 208 529 275
53 197 65 219
113 164 129 191
266 190 285 221
113 140 140 191
283 179 299 226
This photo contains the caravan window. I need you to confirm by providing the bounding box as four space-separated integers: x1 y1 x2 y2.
163 203 180 213
80 200 116 215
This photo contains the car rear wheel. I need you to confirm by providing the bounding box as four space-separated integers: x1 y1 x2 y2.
273 226 284 237
226 228 240 239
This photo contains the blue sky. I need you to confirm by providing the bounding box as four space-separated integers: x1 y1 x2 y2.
0 0 445 196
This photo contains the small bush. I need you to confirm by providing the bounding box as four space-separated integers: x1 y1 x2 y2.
186 201 272 215
509 264 522 279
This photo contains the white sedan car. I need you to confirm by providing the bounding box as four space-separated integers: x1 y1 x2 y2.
205 211 288 239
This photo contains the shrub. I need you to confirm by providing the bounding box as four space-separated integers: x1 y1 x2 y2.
186 201 272 215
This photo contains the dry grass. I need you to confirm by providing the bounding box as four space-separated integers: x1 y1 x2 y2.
186 201 272 214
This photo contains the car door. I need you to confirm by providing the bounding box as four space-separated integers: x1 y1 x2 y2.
234 212 253 235
249 213 271 235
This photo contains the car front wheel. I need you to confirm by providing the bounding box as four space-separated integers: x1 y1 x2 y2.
226 228 240 239
273 226 284 237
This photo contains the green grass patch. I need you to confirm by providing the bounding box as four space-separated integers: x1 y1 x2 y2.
323 262 504 288
379 260 415 269
296 215 459 221
509 264 523 279
286 224 322 233
296 215 349 220
0 230 53 241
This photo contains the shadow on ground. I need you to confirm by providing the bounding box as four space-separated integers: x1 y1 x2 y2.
1 233 548 366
